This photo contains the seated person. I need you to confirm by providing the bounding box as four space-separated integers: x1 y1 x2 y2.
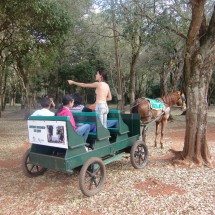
107 119 118 128
55 95 90 141
44 95 55 110
31 97 54 116
71 93 118 129
71 93 92 112
71 93 96 132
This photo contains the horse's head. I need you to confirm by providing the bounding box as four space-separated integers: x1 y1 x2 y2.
176 92 186 111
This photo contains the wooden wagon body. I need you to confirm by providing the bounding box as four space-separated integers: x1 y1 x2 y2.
23 110 148 196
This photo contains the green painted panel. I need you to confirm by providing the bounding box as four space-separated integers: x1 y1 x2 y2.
28 116 70 121
103 153 124 165
66 122 86 148
28 133 139 173
109 109 121 114
121 114 140 137
73 112 110 141
65 135 138 170
108 110 130 135
29 152 67 172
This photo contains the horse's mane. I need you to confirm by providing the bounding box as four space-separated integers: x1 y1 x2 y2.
160 91 180 107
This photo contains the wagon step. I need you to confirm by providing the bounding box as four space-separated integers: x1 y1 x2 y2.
102 153 124 165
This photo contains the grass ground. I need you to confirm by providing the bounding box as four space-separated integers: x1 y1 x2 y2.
0 105 214 215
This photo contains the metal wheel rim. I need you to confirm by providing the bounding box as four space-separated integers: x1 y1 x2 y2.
25 155 45 174
134 145 146 166
83 163 103 191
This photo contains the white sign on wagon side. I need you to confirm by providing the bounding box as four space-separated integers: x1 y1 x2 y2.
28 120 68 149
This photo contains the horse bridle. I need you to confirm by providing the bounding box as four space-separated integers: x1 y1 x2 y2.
177 94 186 107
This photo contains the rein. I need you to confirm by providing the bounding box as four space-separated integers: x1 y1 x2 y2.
129 98 145 110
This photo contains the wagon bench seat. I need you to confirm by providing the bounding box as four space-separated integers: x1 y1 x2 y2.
107 110 130 135
72 112 110 141
73 110 130 136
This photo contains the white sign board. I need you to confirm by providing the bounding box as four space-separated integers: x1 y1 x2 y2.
28 120 68 149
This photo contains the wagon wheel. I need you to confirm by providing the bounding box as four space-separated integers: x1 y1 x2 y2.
130 141 148 169
22 149 47 177
79 157 106 197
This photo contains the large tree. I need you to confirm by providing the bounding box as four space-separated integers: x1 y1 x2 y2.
0 0 71 117
131 0 214 165
182 1 215 165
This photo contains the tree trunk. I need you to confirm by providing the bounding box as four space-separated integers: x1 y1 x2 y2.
0 82 2 117
2 93 6 111
0 61 6 116
16 59 31 119
208 72 215 106
129 36 142 105
184 66 212 164
129 61 136 104
171 49 184 92
183 1 215 165
23 84 32 119
160 62 168 96
111 0 124 110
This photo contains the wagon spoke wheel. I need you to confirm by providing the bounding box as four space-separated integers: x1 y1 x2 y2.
130 141 148 169
22 149 47 177
79 157 106 197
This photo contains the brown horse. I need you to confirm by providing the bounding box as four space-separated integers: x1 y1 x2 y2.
130 91 186 148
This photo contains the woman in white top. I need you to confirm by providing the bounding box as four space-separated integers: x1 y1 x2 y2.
68 69 112 128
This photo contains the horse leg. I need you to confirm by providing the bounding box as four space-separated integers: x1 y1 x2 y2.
144 127 147 144
140 125 147 143
160 119 167 148
138 124 143 140
154 121 160 147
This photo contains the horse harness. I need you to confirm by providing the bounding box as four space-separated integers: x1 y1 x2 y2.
131 97 165 120
131 93 185 121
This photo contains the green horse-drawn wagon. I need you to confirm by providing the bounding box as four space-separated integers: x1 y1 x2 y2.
22 110 148 196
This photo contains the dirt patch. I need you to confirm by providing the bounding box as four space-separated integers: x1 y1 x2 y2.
164 125 215 151
0 159 20 169
14 142 30 154
44 186 68 204
150 153 175 161
134 179 186 197
78 211 101 215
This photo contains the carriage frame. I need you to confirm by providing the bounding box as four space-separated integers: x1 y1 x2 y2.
22 110 148 196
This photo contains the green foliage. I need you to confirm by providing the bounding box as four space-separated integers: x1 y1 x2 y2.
146 84 160 98
0 0 73 110
1 0 213 109
49 55 106 98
